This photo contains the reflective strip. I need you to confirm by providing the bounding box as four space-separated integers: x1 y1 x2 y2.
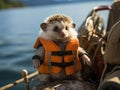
73 50 77 73
47 52 52 75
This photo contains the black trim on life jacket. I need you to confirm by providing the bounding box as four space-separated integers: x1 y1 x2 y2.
51 61 74 68
36 43 43 49
52 51 73 56
32 55 43 64
32 55 41 60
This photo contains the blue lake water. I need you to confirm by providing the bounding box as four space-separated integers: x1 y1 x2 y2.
0 1 112 90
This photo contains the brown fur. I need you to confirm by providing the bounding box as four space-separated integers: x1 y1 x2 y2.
45 14 72 23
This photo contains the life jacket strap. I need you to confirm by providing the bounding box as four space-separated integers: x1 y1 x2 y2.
47 52 52 75
52 51 73 56
51 61 74 68
73 50 77 73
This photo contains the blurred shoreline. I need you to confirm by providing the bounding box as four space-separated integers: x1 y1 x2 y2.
0 0 112 10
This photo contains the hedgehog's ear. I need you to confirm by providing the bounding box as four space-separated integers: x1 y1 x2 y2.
40 23 48 31
72 23 76 28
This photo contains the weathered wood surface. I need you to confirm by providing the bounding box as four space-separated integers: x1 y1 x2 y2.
33 79 97 90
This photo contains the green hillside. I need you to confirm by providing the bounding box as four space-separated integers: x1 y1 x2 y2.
0 0 25 9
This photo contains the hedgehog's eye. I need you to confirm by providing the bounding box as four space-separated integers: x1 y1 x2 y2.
53 26 59 32
65 26 69 30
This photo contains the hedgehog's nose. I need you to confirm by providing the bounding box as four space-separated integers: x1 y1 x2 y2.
61 32 66 37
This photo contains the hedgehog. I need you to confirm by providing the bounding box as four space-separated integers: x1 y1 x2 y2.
32 14 92 88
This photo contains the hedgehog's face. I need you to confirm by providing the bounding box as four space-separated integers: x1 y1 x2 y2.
40 21 76 41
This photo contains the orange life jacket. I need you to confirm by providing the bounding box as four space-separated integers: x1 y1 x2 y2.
34 37 82 76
